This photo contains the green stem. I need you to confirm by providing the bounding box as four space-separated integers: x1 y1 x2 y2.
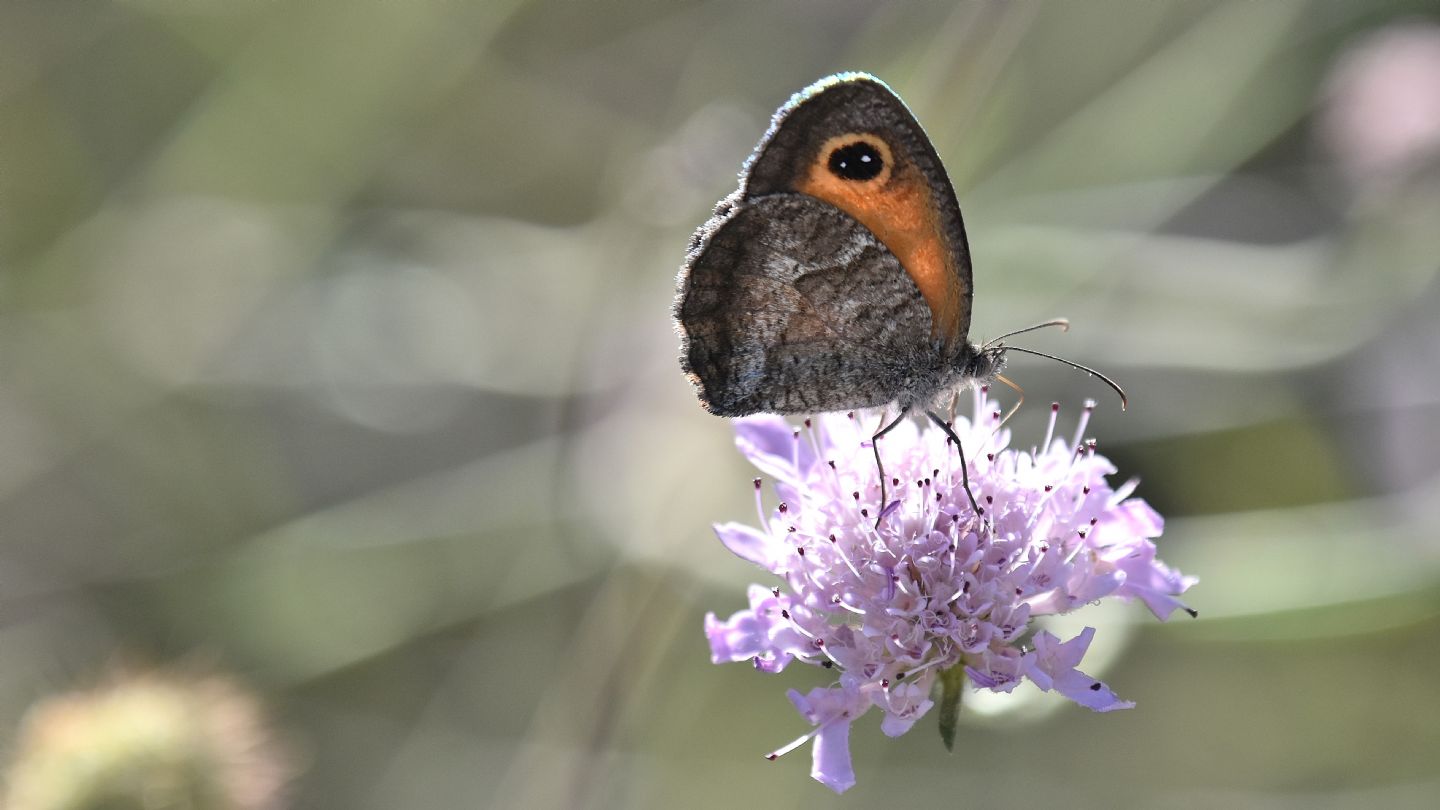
938 663 966 752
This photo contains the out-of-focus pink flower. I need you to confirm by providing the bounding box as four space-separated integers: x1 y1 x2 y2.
1322 23 1440 184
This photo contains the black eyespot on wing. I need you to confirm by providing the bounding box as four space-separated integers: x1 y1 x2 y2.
828 141 883 181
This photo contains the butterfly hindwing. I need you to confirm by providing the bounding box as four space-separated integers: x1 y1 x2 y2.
677 193 937 416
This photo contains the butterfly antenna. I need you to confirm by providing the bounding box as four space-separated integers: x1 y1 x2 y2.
981 318 1070 351
1004 346 1128 410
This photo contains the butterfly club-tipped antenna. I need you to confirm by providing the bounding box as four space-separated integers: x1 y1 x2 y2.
1001 346 1128 410
984 318 1128 411
980 318 1070 350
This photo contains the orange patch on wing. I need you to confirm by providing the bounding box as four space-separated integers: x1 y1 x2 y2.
797 133 965 346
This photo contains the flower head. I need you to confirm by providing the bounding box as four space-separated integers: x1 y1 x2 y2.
705 391 1195 793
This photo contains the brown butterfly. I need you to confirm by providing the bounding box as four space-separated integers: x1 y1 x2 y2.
674 73 1121 518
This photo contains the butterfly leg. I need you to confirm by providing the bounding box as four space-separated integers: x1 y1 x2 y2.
923 409 982 516
871 409 909 528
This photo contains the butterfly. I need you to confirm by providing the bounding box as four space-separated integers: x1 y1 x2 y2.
674 73 1121 519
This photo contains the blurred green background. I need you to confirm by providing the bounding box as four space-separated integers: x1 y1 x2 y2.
3 0 1440 807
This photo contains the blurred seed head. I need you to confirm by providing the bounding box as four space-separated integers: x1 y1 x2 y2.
3 668 291 810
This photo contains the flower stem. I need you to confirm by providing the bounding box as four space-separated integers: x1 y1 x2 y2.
938 663 966 752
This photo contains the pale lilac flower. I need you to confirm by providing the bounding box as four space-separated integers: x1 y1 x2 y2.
704 391 1196 793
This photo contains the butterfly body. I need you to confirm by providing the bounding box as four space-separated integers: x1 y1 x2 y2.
676 73 1004 419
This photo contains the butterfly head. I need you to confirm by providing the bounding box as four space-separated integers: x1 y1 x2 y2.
958 341 1008 385
969 319 1130 411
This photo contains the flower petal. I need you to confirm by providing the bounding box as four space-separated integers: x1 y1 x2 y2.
1109 542 1197 620
704 610 768 665
704 585 810 672
1109 498 1164 537
811 716 856 793
734 416 814 483
713 522 780 571
1026 629 1136 712
786 686 866 794
1054 670 1135 712
876 681 934 737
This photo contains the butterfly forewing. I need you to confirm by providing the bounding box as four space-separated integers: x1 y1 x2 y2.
742 75 974 350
